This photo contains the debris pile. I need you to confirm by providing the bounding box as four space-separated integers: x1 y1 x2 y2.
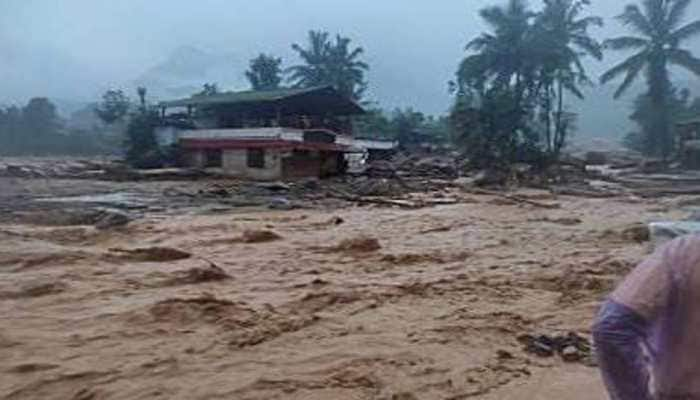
517 332 594 365
364 154 459 180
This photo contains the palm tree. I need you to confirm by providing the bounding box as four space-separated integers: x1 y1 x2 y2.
454 0 539 167
325 35 370 100
536 0 603 155
601 0 700 159
246 54 283 91
288 31 330 89
288 30 369 101
457 0 535 96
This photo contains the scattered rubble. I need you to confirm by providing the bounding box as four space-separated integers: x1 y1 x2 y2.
517 332 593 365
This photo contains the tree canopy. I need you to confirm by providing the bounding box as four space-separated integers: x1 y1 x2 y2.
288 30 369 101
246 54 283 91
601 0 700 159
453 0 602 166
0 97 106 156
95 89 130 125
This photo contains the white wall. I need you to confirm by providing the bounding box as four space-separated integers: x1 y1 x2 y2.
222 148 282 180
179 127 304 142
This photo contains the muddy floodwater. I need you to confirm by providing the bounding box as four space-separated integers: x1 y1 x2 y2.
0 176 684 400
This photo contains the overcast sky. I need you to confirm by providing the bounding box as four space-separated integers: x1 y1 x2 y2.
2 0 700 115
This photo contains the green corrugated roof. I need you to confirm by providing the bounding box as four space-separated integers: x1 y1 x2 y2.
160 86 331 108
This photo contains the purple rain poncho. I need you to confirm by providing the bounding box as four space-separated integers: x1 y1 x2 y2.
594 235 700 400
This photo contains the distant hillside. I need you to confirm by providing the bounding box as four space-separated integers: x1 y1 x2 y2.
132 46 249 100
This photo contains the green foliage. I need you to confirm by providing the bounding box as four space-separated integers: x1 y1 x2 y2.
95 89 130 125
602 0 700 159
452 89 542 169
123 88 164 168
246 54 283 91
453 0 601 166
392 108 426 148
0 97 107 156
0 98 62 155
391 109 450 149
624 86 700 155
195 83 219 97
352 108 450 147
22 98 62 139
535 0 603 157
288 30 369 100
352 109 393 139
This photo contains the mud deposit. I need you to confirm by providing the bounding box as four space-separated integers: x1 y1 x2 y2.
0 177 684 399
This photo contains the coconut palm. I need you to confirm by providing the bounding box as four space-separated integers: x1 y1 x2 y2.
536 0 603 155
601 0 700 158
246 54 283 91
325 35 369 100
457 0 536 95
288 30 369 101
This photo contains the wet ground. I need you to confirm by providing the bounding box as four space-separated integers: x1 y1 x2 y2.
0 175 685 399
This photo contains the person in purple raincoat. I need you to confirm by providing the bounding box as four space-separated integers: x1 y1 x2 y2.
594 235 700 400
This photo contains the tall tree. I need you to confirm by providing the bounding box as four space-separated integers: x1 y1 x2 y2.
246 54 283 91
453 0 543 167
601 0 700 159
325 35 370 100
288 31 332 89
124 87 162 168
456 0 536 98
624 85 699 154
95 89 130 125
288 30 369 100
22 98 61 140
535 0 603 157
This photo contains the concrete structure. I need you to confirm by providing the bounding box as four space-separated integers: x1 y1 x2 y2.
157 86 365 180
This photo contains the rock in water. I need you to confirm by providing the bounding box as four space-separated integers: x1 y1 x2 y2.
561 345 582 362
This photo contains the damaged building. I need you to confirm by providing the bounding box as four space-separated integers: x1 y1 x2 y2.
156 86 369 180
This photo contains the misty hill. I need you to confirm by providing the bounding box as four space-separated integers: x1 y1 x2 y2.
132 46 249 100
